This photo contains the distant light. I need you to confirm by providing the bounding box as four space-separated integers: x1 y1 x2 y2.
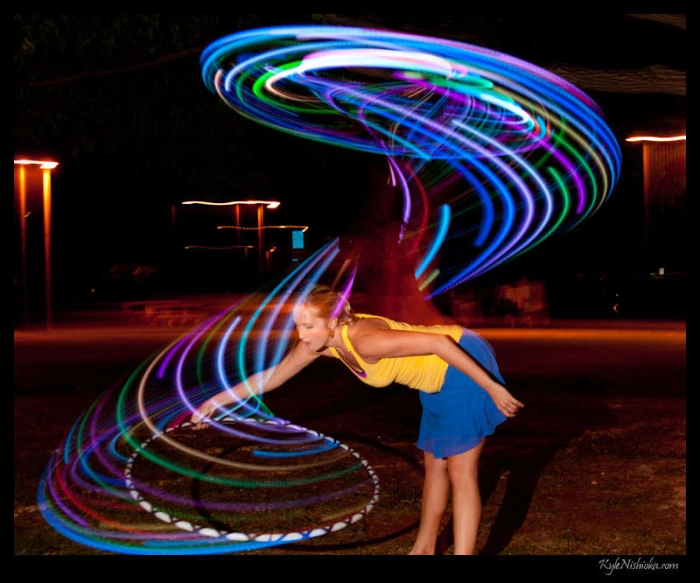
218 224 308 232
292 230 305 250
625 135 686 143
14 159 59 169
182 200 280 209
184 245 255 251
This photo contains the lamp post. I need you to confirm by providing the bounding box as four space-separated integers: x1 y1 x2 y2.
14 158 59 328
257 204 265 278
625 134 687 267
181 199 280 282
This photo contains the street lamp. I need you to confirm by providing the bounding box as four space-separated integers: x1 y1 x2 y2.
181 199 280 280
625 134 687 266
14 158 59 328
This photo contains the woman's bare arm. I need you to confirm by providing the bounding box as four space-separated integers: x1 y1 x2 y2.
190 340 322 428
354 330 524 417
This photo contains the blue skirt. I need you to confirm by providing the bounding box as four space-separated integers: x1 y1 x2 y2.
417 328 507 458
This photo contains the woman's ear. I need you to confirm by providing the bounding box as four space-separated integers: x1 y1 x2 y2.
329 317 339 331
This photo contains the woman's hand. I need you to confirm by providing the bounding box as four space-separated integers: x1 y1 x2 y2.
190 399 221 430
489 384 524 418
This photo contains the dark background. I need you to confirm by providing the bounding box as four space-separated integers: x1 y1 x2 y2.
14 14 687 317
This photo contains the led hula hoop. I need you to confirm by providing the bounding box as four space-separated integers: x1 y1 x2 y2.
39 240 383 555
38 25 622 555
201 25 621 294
123 421 379 548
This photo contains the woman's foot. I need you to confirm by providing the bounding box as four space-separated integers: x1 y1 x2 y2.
408 549 434 555
408 544 435 555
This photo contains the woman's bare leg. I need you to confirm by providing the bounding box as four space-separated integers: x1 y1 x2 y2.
447 439 484 555
409 451 449 554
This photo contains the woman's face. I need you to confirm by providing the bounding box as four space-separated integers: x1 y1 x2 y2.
294 305 331 352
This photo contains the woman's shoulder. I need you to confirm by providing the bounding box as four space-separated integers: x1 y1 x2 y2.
346 317 392 361
346 316 390 347
352 315 392 332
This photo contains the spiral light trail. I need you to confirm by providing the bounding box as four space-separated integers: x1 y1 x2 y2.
201 25 621 294
39 25 622 554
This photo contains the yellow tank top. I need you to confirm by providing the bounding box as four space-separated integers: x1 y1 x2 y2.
329 314 463 393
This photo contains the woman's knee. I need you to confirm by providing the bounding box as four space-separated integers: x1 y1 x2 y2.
446 443 483 483
423 451 449 476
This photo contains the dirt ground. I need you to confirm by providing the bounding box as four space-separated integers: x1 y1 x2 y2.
14 322 686 559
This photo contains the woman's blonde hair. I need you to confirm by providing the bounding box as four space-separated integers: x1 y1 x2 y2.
303 285 357 325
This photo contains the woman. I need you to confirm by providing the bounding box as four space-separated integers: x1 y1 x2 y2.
191 286 523 555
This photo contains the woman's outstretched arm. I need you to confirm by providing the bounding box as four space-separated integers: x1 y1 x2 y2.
354 330 524 418
190 340 322 428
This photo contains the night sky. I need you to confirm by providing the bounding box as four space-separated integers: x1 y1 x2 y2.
14 14 686 304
